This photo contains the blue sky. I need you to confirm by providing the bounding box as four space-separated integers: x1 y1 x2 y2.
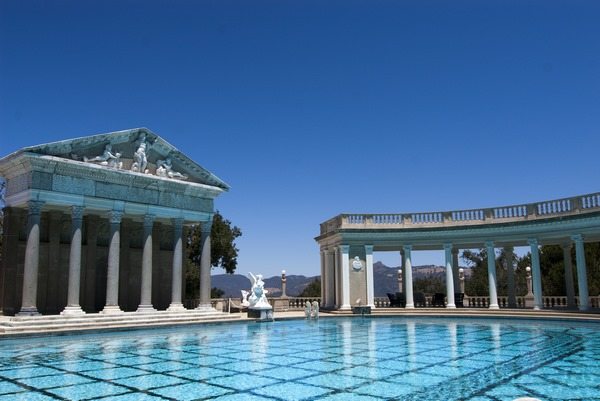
1 1 599 278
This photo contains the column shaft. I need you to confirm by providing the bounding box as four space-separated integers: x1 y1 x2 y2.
168 218 185 311
137 214 155 311
404 246 415 309
320 250 327 306
101 210 123 314
452 248 460 292
529 239 543 310
365 245 374 307
444 244 456 308
326 250 336 308
61 206 85 315
562 243 576 308
340 245 350 310
18 201 44 316
486 241 499 309
572 235 589 311
505 246 516 308
198 221 212 310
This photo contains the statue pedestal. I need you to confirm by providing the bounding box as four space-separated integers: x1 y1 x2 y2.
248 306 273 321
273 298 289 312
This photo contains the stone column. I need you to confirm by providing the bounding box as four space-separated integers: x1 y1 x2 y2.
168 218 185 311
84 215 99 312
339 245 351 310
505 246 517 308
452 247 460 292
1 208 23 315
561 242 576 308
137 214 155 312
17 200 44 316
320 250 327 304
365 245 375 308
403 245 415 309
528 239 543 310
61 206 85 315
485 241 499 309
46 211 62 314
326 249 336 308
334 247 341 308
197 220 213 310
101 210 123 314
443 243 456 308
572 234 589 311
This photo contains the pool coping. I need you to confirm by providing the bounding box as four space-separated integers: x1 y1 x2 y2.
0 308 599 338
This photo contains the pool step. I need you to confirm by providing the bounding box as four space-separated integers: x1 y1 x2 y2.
0 310 243 335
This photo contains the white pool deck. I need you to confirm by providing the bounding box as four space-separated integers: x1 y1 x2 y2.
0 308 599 337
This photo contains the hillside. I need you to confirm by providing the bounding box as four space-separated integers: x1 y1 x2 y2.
212 262 457 298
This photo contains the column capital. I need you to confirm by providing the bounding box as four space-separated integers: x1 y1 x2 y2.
200 220 212 234
561 241 573 250
143 214 155 227
571 234 584 243
443 243 453 251
364 245 373 255
108 210 123 224
485 240 495 248
172 217 184 231
403 244 412 252
527 238 539 247
27 200 45 215
71 205 85 221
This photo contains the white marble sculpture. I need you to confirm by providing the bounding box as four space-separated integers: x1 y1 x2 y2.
311 301 319 319
83 144 122 169
241 290 250 307
131 133 150 173
304 301 311 319
156 158 188 180
248 272 270 309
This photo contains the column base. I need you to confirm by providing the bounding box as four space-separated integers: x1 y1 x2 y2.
60 306 86 316
405 303 415 309
167 303 186 312
136 304 157 313
446 304 456 309
17 307 40 316
578 305 590 311
100 305 123 314
489 304 500 310
339 304 351 311
196 303 214 312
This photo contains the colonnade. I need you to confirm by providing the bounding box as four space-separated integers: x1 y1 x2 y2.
7 200 213 316
320 234 591 311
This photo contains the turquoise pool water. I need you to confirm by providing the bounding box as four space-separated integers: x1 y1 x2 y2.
0 317 598 400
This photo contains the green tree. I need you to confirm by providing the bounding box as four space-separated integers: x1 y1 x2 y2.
461 248 528 296
298 278 321 297
188 211 242 274
211 287 225 298
185 211 242 299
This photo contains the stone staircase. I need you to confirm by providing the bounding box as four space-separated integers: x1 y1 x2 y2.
0 309 242 336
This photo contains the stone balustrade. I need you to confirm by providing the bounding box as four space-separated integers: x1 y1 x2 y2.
320 192 600 235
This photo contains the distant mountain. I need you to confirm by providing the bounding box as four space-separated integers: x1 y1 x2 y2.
212 262 463 298
212 274 319 298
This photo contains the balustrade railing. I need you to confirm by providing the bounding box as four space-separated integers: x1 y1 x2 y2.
319 191 600 235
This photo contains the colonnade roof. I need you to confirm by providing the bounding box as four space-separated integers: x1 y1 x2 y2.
316 192 600 250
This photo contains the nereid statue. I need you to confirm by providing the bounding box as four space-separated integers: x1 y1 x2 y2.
156 158 188 180
83 143 122 169
131 133 150 173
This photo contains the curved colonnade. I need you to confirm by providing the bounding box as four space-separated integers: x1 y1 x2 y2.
316 192 600 311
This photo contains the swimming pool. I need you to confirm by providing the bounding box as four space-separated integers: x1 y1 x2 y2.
0 317 598 400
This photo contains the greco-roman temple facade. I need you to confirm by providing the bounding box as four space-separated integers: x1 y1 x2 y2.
0 128 228 317
316 192 600 311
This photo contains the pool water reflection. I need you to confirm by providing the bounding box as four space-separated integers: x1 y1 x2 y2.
0 317 598 400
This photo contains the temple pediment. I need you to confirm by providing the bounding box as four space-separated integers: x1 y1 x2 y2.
14 127 229 190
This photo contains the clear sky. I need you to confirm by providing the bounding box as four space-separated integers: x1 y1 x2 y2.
1 1 599 278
